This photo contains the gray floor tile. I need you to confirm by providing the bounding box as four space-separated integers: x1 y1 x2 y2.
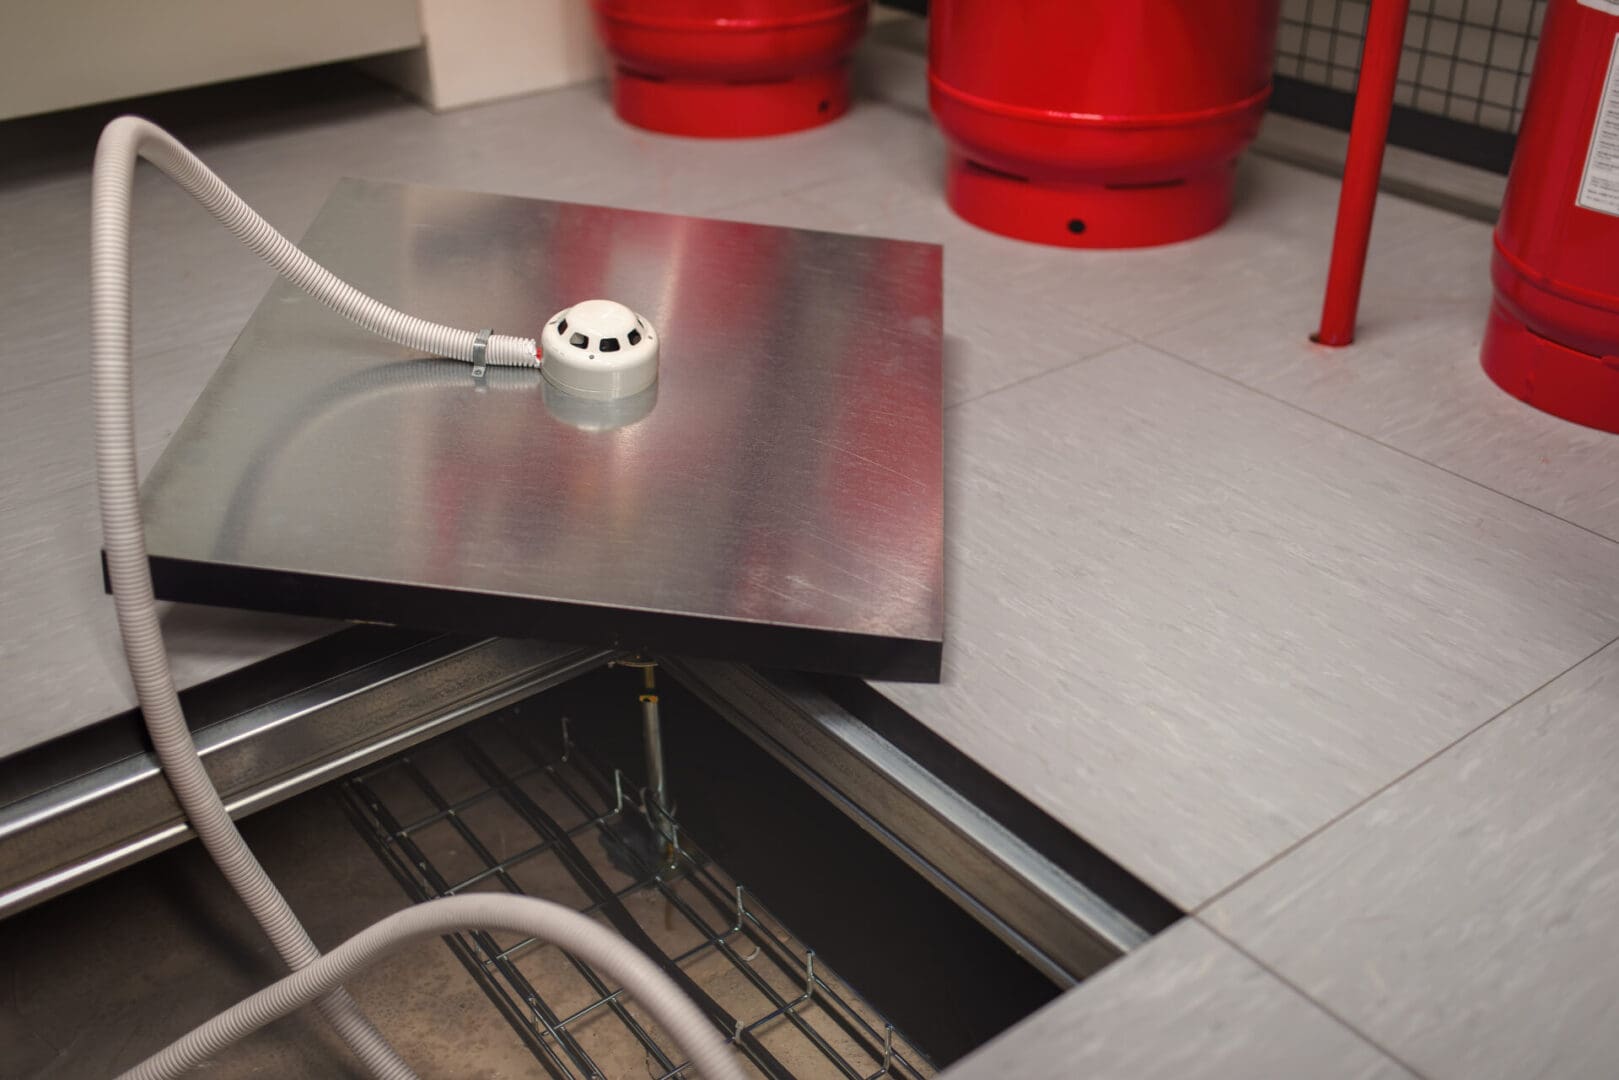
2 335 227 512
943 919 1412 1080
1205 640 1619 1080
1148 223 1619 543
934 264 1128 407
217 79 925 221
877 343 1619 906
710 187 881 238
787 144 1100 286
786 149 1464 345
0 485 336 756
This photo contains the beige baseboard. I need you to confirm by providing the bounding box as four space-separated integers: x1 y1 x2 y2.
1254 112 1508 223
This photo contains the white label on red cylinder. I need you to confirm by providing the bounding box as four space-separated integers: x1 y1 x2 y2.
1578 35 1619 217
1579 0 1619 14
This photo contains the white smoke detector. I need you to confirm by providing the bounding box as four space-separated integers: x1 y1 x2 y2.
540 299 659 400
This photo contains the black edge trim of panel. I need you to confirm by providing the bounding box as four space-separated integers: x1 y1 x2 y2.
135 553 944 684
799 672 1184 935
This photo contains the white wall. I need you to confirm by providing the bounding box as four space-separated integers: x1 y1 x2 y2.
0 0 422 120
365 0 604 112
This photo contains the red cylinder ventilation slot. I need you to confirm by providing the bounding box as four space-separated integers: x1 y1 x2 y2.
927 1 1281 248
592 1 870 137
1481 0 1619 433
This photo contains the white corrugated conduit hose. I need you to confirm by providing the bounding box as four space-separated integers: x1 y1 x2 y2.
96 116 541 371
115 894 743 1080
91 116 741 1080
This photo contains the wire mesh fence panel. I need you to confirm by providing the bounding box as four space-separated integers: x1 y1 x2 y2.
1276 0 1546 132
341 710 936 1080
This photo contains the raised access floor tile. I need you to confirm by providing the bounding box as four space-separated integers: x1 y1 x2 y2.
790 151 1466 345
1148 222 1619 542
943 919 1411 1080
0 485 336 757
878 343 1619 906
1205 640 1619 1080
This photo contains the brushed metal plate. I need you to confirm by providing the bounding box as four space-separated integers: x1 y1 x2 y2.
136 180 944 680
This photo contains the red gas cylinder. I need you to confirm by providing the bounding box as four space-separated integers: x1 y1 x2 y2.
592 1 869 138
928 1 1280 248
1481 0 1619 433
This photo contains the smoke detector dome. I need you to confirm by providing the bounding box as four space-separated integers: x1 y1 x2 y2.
540 299 659 401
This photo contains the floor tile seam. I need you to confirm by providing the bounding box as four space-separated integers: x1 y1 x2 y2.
1193 914 1431 1080
1188 633 1619 914
944 338 1146 413
1143 341 1619 548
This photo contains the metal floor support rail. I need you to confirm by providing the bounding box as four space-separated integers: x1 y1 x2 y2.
0 632 614 918
660 660 1167 987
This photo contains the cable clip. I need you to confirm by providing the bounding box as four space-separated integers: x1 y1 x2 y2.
471 328 492 378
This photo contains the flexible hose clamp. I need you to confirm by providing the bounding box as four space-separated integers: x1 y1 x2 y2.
471 328 492 378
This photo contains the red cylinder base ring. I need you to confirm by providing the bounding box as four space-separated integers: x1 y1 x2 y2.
610 63 850 138
1481 301 1619 435
944 151 1237 249
1476 0 1619 427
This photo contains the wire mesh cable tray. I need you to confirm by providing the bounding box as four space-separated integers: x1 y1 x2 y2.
340 710 933 1080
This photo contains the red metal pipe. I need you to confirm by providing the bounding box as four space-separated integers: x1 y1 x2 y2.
1313 0 1410 346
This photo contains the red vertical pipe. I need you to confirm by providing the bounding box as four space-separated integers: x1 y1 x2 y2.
1313 0 1411 346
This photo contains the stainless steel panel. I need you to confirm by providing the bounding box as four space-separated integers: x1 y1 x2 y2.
0 635 612 917
137 179 944 680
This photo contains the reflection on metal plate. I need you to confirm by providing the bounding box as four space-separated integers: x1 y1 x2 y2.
138 180 944 680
